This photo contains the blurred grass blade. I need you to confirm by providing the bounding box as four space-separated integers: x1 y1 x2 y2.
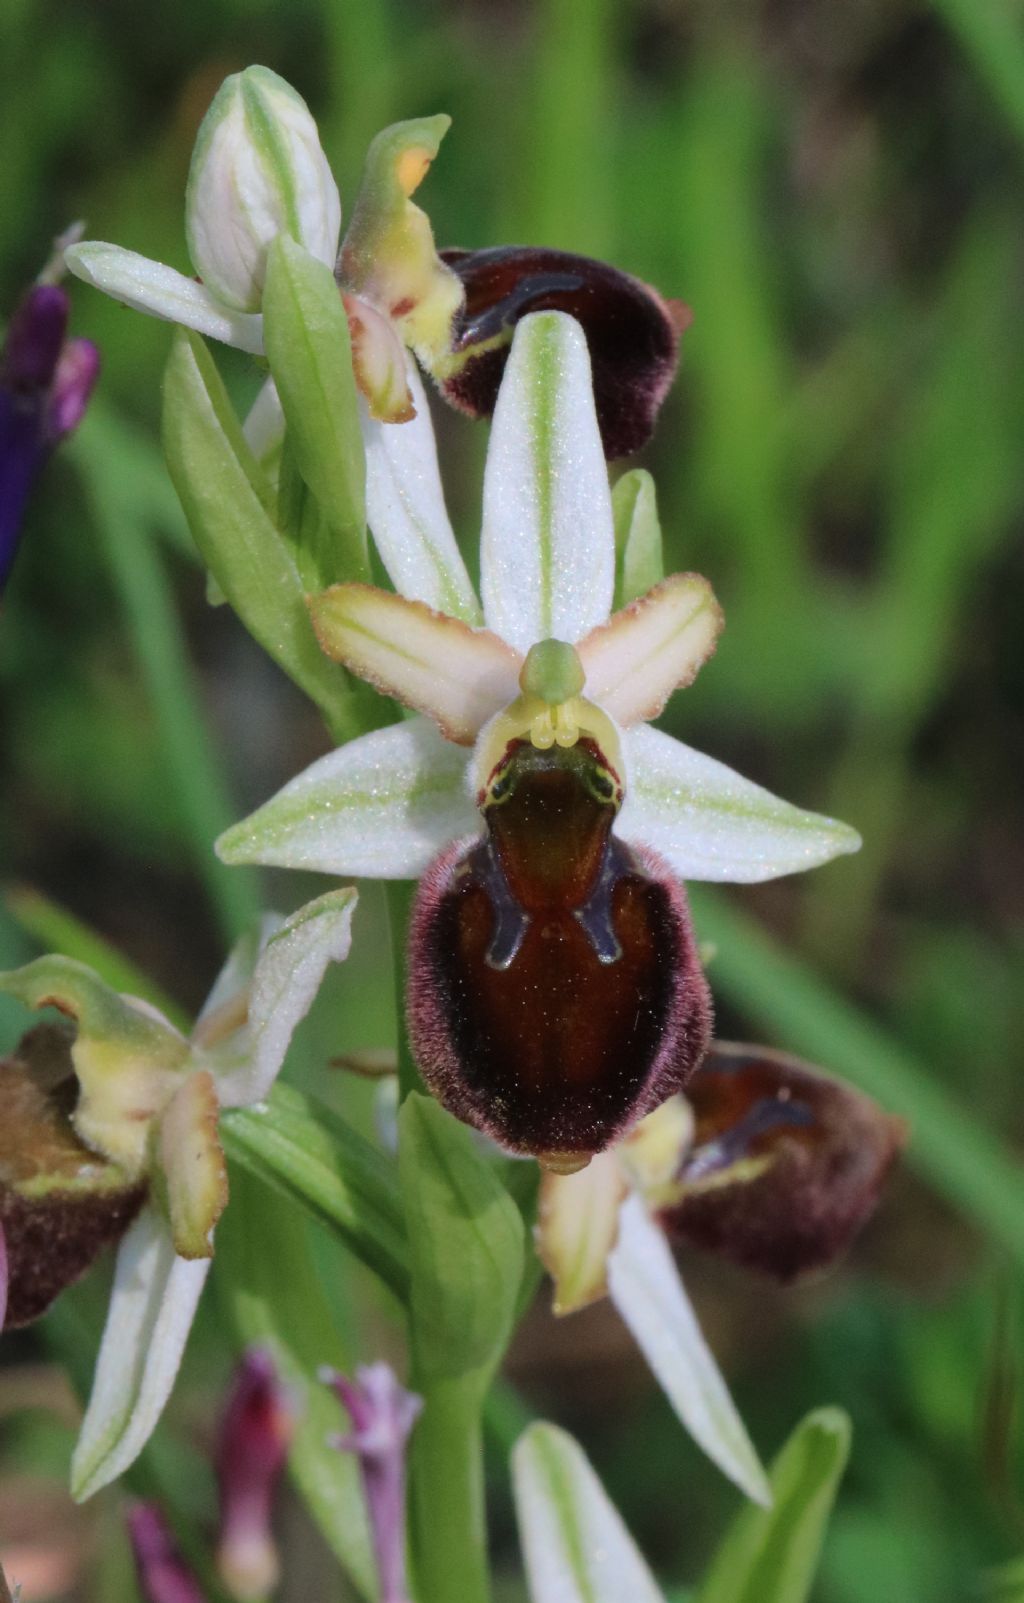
262 235 369 584
695 1408 850 1603
513 1421 666 1603
219 1082 408 1301
933 0 1024 152
162 329 359 743
70 410 261 944
216 1166 377 1601
3 883 188 1028
690 888 1024 1267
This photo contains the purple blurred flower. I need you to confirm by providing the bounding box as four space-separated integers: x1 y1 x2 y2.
215 1349 294 1601
323 1362 422 1603
0 274 99 594
126 1503 208 1603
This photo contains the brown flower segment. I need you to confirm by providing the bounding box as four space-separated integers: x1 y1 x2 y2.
408 732 711 1169
0 1024 144 1329
653 1042 907 1281
437 246 689 458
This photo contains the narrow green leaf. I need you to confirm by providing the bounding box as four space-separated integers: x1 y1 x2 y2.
695 1409 851 1603
399 1093 524 1382
161 329 358 740
216 1166 377 1600
612 469 664 606
262 234 369 583
219 1082 409 1302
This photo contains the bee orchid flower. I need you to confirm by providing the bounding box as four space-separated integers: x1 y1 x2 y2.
535 1042 904 1503
0 890 354 1500
217 309 860 1170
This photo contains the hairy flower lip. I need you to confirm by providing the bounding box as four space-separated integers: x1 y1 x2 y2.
655 1041 908 1282
437 245 687 458
406 834 712 1161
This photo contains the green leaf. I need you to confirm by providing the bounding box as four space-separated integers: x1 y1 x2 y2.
219 1082 408 1302
695 1408 851 1603
161 329 358 741
216 1166 378 1600
612 468 664 607
399 1093 524 1382
262 235 369 584
513 1421 666 1603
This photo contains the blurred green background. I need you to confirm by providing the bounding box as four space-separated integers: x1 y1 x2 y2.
2 0 1024 1598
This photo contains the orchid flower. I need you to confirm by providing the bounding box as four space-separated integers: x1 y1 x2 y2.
218 308 860 1168
0 888 354 1499
534 1041 903 1501
65 67 687 457
64 66 462 427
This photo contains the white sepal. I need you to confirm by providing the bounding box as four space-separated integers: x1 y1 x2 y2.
607 1195 771 1507
362 360 481 623
71 1210 210 1502
480 312 614 654
513 1421 667 1603
618 725 862 882
209 889 358 1107
216 718 479 879
63 243 265 353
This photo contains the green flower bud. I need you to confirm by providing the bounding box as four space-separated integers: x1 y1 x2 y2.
186 65 342 313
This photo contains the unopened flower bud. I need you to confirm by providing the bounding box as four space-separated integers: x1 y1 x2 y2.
126 1502 208 1603
215 1349 293 1601
186 66 342 313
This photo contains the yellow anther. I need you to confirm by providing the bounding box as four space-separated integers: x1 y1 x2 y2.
530 708 556 750
554 702 580 748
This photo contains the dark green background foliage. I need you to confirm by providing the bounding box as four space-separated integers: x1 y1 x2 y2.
2 0 1024 1598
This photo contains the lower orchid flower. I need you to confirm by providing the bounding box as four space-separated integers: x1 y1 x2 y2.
534 1041 904 1501
218 307 860 1169
0 889 354 1499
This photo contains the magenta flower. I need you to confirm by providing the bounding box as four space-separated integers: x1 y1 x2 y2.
215 1349 293 1600
323 1363 422 1603
126 1502 208 1603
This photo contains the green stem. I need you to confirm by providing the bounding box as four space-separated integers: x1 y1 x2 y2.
407 1370 491 1603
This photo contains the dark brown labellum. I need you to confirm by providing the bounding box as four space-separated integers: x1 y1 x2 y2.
438 246 689 459
657 1042 906 1282
407 737 711 1160
0 1027 145 1328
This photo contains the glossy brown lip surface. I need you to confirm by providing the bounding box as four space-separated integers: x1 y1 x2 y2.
407 739 711 1158
657 1041 907 1282
437 245 689 459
